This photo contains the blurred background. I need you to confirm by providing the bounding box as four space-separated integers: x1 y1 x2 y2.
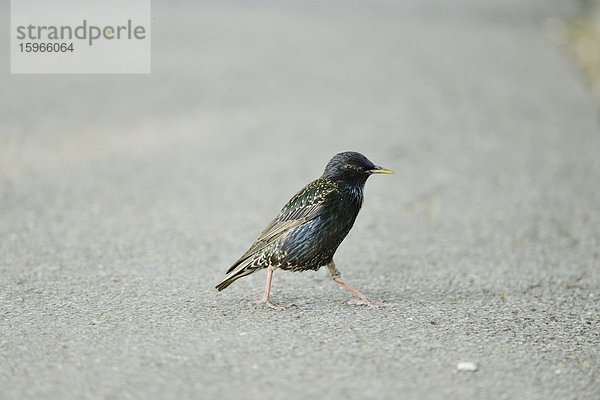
1 1 599 399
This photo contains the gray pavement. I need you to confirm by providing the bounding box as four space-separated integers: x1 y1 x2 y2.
1 1 599 399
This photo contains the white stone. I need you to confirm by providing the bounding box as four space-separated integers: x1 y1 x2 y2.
457 362 478 372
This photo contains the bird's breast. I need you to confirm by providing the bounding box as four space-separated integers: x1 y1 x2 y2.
279 193 362 271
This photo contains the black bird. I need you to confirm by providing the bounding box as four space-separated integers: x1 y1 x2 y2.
215 151 394 308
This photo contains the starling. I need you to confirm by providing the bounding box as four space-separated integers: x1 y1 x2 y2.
215 151 394 308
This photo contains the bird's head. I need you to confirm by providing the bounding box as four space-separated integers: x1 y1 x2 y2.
321 152 394 184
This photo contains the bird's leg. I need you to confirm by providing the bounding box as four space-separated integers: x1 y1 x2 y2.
250 265 285 310
327 261 379 306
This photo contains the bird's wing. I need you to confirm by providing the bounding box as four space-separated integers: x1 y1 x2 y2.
226 179 337 273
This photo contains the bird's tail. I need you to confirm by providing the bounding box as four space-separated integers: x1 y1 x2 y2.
215 258 260 291
215 277 237 291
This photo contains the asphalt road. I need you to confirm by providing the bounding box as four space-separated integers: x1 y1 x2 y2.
1 1 599 399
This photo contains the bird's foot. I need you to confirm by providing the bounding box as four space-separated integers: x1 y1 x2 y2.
347 298 390 308
249 298 287 310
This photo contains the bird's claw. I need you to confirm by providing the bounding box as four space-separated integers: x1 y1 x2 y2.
249 299 287 310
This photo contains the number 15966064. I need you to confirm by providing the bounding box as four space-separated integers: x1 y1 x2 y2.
19 42 74 52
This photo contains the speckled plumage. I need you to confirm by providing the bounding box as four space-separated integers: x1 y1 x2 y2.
215 152 393 304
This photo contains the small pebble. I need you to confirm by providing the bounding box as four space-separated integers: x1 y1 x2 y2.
457 362 478 372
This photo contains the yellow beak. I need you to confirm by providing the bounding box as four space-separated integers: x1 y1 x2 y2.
369 167 395 175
